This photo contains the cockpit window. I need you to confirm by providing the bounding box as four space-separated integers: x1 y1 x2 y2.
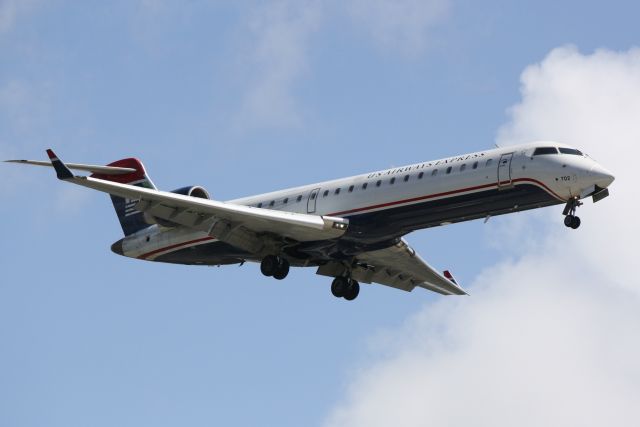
559 147 583 156
533 147 559 156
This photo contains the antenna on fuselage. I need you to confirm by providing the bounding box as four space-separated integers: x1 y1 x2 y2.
494 143 501 148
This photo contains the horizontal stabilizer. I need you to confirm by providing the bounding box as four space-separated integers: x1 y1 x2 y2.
4 159 136 175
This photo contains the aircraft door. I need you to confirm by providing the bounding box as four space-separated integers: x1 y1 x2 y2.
307 187 320 213
498 153 514 188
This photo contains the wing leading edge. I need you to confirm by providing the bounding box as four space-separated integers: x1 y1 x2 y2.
316 238 467 295
30 149 350 244
355 239 467 295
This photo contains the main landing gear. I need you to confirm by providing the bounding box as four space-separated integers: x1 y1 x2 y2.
260 255 360 301
331 276 360 301
563 197 582 229
260 255 290 280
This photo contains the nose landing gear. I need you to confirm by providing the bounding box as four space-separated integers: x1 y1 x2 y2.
563 197 582 229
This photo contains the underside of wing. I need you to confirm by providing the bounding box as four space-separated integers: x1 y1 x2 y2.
78 177 348 241
73 175 349 242
317 239 467 295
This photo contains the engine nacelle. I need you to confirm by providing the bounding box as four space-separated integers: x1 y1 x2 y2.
170 186 211 199
144 185 212 227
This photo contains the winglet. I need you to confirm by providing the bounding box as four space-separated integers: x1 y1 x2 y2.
443 270 458 285
46 149 73 180
443 270 468 295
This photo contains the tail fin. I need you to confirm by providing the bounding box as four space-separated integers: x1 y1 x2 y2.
91 158 156 236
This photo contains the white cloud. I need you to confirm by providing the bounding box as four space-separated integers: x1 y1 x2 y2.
0 0 37 34
347 0 450 57
323 46 640 427
497 45 640 296
235 0 323 130
232 0 450 130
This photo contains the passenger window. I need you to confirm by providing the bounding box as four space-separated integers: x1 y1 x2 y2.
269 200 275 207
472 161 478 169
404 175 409 182
348 185 354 192
390 177 396 185
533 147 559 156
362 182 368 190
486 159 493 167
296 195 302 202
283 198 288 204
460 164 466 172
311 193 316 200
335 188 341 195
257 202 263 208
418 172 424 179
446 166 452 174
376 180 382 187
432 169 438 176
323 190 329 197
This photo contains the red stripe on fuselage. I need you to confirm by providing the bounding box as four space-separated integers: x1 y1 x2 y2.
137 236 215 260
328 178 564 216
138 178 563 259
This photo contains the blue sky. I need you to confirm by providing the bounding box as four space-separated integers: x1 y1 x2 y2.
1 1 639 426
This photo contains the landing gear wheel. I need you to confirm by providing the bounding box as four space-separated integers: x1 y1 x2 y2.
343 280 360 301
273 259 290 280
260 255 279 277
564 215 574 228
331 277 348 298
564 215 581 229
570 216 581 229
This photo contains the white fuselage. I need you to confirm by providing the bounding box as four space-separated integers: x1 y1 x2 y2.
119 141 614 262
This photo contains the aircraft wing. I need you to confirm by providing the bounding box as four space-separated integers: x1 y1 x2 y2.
4 159 136 175
351 239 467 295
18 150 349 243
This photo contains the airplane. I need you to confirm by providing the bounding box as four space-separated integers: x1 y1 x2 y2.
6 141 614 301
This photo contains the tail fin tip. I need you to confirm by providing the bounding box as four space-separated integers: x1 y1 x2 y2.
94 157 157 236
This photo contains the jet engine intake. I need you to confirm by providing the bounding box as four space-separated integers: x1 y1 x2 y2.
170 186 211 199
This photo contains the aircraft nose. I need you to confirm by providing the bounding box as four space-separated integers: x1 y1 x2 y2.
589 164 615 188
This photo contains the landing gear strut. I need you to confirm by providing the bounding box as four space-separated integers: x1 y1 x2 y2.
260 255 290 280
562 197 582 229
331 276 360 301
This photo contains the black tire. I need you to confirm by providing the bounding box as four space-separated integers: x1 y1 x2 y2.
344 280 360 301
331 277 348 298
571 216 581 229
564 215 574 228
273 259 290 280
260 255 278 277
